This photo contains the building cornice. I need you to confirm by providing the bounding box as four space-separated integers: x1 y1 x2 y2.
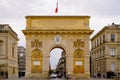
0 24 19 41
91 26 120 40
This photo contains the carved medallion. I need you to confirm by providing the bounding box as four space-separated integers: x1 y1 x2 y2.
74 49 84 58
54 35 61 44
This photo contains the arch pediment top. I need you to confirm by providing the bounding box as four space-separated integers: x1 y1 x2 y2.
25 16 91 30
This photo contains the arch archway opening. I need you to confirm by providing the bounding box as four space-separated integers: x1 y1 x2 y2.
49 47 66 78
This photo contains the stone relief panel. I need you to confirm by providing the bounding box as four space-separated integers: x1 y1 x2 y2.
74 49 84 58
73 49 84 73
31 48 42 73
31 39 42 48
74 39 85 48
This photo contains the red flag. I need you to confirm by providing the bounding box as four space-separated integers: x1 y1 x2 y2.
55 2 58 13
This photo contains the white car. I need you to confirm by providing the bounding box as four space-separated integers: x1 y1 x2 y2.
50 74 57 78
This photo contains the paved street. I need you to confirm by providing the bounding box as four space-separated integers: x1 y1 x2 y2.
3 77 114 80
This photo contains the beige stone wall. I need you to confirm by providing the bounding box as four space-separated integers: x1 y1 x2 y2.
91 25 120 78
25 34 92 78
0 25 18 78
25 16 90 30
8 67 18 78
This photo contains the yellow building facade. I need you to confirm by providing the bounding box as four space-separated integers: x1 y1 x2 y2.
22 16 93 79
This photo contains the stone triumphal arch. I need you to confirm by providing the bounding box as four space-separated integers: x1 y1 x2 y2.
22 16 93 79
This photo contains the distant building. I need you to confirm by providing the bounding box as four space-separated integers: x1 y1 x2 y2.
18 46 26 77
56 51 66 77
0 24 19 78
91 23 120 78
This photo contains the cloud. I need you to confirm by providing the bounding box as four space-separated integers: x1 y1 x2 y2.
60 0 120 16
1 0 120 17
0 0 46 18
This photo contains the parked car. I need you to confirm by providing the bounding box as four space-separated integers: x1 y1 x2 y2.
50 74 57 78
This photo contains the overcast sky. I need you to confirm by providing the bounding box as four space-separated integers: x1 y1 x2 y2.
0 0 120 46
0 0 120 68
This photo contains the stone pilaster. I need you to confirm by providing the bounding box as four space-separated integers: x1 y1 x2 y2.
42 54 50 78
66 54 73 74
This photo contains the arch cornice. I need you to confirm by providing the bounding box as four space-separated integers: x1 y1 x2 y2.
22 29 93 36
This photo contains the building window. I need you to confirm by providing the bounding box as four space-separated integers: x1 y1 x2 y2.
111 34 115 42
13 67 15 74
12 47 14 57
20 59 23 62
97 39 99 46
93 42 94 48
103 35 105 43
100 37 102 44
97 51 99 58
92 42 94 49
92 52 94 59
101 49 103 56
103 48 105 56
110 48 115 56
100 50 101 57
111 62 115 71
95 41 97 47
20 53 23 57
94 41 95 48
0 41 3 55
96 52 98 58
